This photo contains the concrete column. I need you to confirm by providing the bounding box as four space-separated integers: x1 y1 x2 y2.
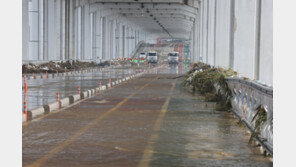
137 30 140 44
233 0 257 79
90 12 94 61
103 17 110 60
101 17 106 60
128 28 133 56
122 25 126 58
207 0 216 66
259 0 273 85
94 11 102 62
254 0 262 80
213 0 218 66
113 20 116 59
75 4 82 60
125 26 129 57
118 22 123 58
200 0 206 63
110 19 116 60
98 15 103 61
43 0 48 60
64 0 69 60
192 21 196 63
47 0 55 60
108 19 112 60
80 5 84 60
115 20 120 59
68 0 76 60
134 29 136 48
39 0 44 61
133 29 136 49
189 31 193 61
83 3 91 60
132 28 135 49
54 0 61 60
22 0 29 61
134 30 137 45
229 0 235 68
60 0 66 60
29 0 39 60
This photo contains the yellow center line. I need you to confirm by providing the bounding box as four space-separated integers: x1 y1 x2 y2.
26 77 157 167
137 81 176 167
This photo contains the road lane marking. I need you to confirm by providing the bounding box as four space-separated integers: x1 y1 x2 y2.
137 81 176 167
25 77 157 167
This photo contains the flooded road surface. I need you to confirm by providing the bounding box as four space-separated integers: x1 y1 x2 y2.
22 66 138 111
23 64 272 167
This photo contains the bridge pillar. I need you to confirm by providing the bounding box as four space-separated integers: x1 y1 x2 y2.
22 0 29 61
112 19 116 60
101 16 107 60
115 20 120 59
125 26 129 58
94 11 102 62
117 22 123 59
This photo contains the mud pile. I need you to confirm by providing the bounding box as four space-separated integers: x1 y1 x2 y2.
22 61 98 73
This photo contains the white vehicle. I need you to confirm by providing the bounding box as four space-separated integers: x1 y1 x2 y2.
147 51 158 64
139 52 146 59
168 52 179 64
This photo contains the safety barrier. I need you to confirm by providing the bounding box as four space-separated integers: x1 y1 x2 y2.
226 77 273 155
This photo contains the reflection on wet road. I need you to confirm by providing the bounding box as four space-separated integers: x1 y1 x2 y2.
23 64 272 167
22 66 136 111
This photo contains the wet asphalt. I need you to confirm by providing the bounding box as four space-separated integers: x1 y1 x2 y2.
22 63 272 167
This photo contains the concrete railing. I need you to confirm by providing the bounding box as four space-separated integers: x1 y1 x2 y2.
226 77 273 155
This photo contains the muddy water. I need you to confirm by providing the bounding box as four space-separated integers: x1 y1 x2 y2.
147 79 272 167
22 67 136 111
23 55 272 166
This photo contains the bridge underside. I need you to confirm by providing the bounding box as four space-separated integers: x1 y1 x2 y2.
22 0 273 86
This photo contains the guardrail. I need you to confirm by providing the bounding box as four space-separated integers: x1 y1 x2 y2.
226 77 273 155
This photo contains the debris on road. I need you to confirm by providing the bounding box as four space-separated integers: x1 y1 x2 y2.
182 62 238 111
22 61 98 73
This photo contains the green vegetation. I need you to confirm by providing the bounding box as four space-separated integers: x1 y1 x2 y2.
248 105 270 145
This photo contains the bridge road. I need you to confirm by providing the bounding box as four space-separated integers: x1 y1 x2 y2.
22 65 272 167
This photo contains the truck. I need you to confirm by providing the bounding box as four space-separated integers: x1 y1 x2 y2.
147 51 158 64
139 52 146 59
168 52 179 64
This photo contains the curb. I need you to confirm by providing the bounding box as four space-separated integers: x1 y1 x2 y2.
44 101 60 114
60 97 70 108
27 107 45 120
69 94 80 104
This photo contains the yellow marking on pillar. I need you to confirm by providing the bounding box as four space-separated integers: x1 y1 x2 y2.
137 81 176 167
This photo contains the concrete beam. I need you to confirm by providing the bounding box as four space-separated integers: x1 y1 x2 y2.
90 2 198 14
